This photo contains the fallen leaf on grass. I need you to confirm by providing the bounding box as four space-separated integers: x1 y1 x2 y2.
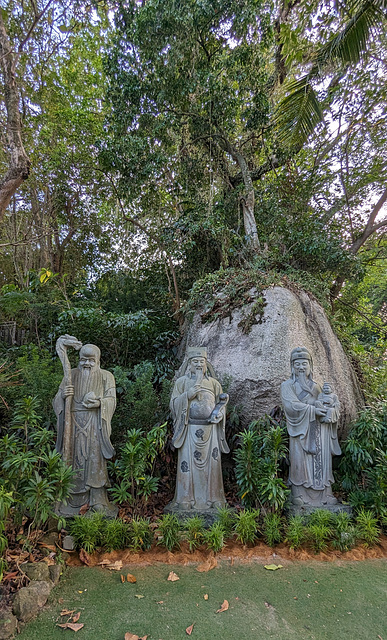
127 574 137 583
72 613 81 623
216 600 229 613
196 556 217 573
121 575 126 583
124 633 148 640
135 594 145 599
203 594 208 600
156 601 164 604
60 609 76 617
264 564 283 571
167 571 179 582
186 623 194 635
79 549 92 566
98 560 123 571
56 623 84 632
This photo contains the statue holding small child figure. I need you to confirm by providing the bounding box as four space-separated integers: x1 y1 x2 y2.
280 347 342 508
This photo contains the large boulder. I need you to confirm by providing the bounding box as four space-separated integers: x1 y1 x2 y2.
12 581 52 623
180 286 363 438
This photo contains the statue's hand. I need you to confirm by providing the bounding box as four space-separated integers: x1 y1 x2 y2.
315 407 327 418
82 391 101 409
187 385 200 400
62 385 74 399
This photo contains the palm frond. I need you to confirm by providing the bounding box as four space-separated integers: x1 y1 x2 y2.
274 77 324 147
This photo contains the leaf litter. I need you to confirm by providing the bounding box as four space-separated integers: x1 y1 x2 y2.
216 600 229 613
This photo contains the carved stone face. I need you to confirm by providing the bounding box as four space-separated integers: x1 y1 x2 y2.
79 346 100 370
322 383 332 394
189 356 207 376
292 358 311 377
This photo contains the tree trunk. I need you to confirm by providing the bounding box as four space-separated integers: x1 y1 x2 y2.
0 13 31 221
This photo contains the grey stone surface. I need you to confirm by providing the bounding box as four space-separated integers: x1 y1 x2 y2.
53 338 118 518
286 503 352 517
48 564 62 585
0 609 17 640
167 348 229 513
62 535 75 551
164 503 234 527
12 581 52 622
22 562 50 583
180 286 363 438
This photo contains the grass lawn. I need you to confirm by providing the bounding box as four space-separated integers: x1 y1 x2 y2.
18 559 387 640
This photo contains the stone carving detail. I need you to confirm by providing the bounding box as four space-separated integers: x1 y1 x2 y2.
53 336 118 517
280 347 341 507
169 347 229 511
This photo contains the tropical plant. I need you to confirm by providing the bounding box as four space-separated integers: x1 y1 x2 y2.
216 506 236 540
331 512 358 552
234 509 260 546
128 517 154 552
355 509 381 548
157 514 181 552
104 519 130 552
69 513 106 553
285 515 307 550
204 522 225 553
184 516 205 552
263 511 284 547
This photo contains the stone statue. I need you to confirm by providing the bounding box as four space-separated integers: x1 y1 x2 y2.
169 347 229 512
280 347 341 507
53 336 118 517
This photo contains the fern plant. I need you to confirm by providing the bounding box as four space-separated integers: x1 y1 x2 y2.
157 514 180 551
204 522 225 553
263 511 284 547
184 516 205 552
285 515 306 550
234 509 260 545
129 517 154 551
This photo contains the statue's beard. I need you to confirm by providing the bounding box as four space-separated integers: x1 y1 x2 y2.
295 371 312 392
77 366 101 398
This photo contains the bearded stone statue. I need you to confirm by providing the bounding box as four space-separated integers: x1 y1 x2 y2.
280 346 341 508
168 347 229 513
53 341 118 517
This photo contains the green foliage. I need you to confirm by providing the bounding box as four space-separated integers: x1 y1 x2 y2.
339 404 387 517
204 521 226 553
263 511 284 547
157 514 181 552
128 517 153 552
104 519 131 552
109 422 167 513
184 516 205 552
216 506 236 539
305 510 334 553
69 513 106 553
331 512 358 552
355 509 381 548
234 417 289 511
284 515 307 550
234 509 260 545
0 485 13 580
0 398 74 534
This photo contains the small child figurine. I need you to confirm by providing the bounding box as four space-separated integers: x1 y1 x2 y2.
316 382 340 424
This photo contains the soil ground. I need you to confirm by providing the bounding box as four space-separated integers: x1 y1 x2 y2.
17 556 387 640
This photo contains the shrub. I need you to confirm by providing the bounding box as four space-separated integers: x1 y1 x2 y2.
331 512 358 552
263 511 283 547
69 513 106 553
285 515 306 550
128 517 154 551
234 509 260 545
356 509 381 547
104 519 130 552
216 506 235 539
204 522 225 553
184 516 205 552
157 514 180 551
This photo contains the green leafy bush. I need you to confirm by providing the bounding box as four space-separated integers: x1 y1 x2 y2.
234 509 260 545
234 417 289 510
305 511 333 553
204 522 225 553
355 509 380 548
128 517 154 551
69 513 106 553
331 512 358 552
284 515 306 550
216 506 235 539
263 511 283 547
184 516 205 552
157 514 180 551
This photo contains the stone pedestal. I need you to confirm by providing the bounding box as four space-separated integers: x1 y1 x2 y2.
164 503 228 527
286 502 352 518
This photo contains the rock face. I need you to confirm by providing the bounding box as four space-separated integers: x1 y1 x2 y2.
12 581 52 623
180 286 363 438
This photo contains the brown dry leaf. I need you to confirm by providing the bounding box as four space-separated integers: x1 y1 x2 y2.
167 571 179 582
38 543 57 552
58 598 64 604
124 633 148 640
216 600 229 613
72 612 81 623
56 623 84 632
121 574 126 583
196 556 217 573
156 601 164 604
203 594 208 600
79 503 89 515
127 573 137 583
98 560 123 571
2 571 18 583
186 623 194 635
79 549 92 566
60 609 76 616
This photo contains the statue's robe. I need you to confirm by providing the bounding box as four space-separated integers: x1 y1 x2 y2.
53 368 116 503
170 374 229 510
281 377 341 495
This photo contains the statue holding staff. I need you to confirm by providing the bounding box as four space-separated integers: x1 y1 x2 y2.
53 337 118 517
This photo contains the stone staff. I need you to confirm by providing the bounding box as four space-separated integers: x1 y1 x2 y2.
55 334 82 465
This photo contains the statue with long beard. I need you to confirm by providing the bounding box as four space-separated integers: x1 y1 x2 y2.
280 347 341 507
53 342 118 517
